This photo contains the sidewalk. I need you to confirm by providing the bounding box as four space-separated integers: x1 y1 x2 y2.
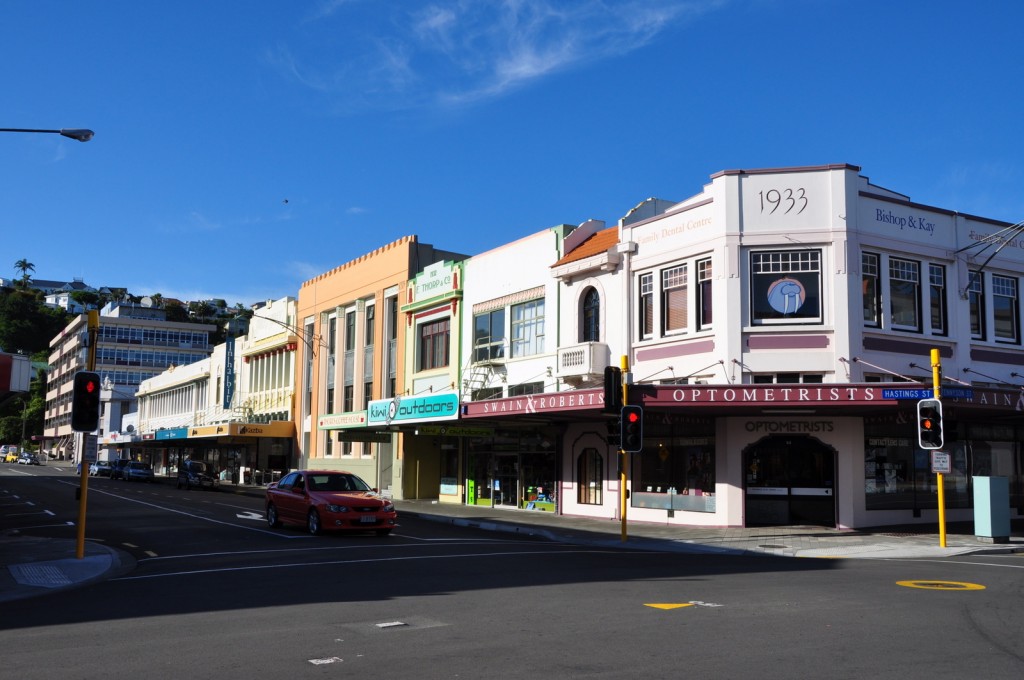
3 478 1022 603
393 499 1024 559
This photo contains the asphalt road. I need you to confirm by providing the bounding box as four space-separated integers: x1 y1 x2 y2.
3 466 1024 679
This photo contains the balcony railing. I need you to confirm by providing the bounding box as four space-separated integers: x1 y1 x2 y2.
556 342 610 385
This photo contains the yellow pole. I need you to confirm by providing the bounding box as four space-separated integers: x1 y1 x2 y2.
932 348 946 549
620 355 629 542
75 310 99 559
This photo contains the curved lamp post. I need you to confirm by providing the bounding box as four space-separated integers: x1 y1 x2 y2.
0 127 94 142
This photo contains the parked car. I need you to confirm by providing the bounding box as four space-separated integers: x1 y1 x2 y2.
123 461 155 482
109 459 131 480
89 460 114 477
3 449 20 463
177 460 218 490
17 452 40 466
265 470 397 536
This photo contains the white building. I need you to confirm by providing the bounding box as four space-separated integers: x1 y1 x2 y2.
134 297 298 483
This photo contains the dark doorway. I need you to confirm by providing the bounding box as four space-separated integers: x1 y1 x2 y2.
743 435 836 527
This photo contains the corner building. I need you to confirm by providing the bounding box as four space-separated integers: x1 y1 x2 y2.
539 163 1023 529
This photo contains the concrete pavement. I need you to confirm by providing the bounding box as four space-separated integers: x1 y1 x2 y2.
2 477 1022 603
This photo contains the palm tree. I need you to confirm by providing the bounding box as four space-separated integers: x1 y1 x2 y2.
13 259 34 289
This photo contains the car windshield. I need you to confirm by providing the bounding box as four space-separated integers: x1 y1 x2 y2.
129 462 150 470
307 473 372 492
188 462 206 473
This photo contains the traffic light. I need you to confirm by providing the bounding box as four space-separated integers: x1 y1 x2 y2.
603 366 623 413
71 371 101 432
606 418 621 448
917 398 943 449
620 405 644 453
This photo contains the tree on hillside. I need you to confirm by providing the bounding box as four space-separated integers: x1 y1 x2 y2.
13 259 34 289
151 293 164 308
69 290 101 310
189 300 214 320
164 300 189 322
0 288 68 355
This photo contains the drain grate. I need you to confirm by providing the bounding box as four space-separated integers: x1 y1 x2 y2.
9 564 72 588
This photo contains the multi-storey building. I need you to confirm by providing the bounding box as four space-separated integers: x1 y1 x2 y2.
545 163 1024 529
297 236 467 496
132 297 297 481
45 300 215 462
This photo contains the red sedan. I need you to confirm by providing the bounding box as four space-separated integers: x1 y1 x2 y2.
265 470 397 536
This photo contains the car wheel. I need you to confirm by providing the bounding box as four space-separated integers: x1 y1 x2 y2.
375 529 392 537
307 509 322 536
267 504 281 528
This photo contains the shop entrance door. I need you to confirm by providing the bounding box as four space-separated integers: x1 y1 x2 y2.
744 435 836 527
493 454 519 507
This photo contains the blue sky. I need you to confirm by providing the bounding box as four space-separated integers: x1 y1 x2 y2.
3 0 1023 307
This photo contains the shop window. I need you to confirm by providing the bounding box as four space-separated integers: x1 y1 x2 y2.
889 257 920 331
472 387 503 401
750 250 822 325
511 299 544 357
633 438 716 513
993 274 1019 343
577 448 603 505
509 382 544 397
752 373 824 384
581 287 600 342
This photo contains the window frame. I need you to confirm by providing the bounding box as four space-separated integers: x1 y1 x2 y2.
992 274 1020 344
888 256 921 332
510 298 544 358
661 264 688 335
582 287 600 343
418 317 451 371
750 249 823 325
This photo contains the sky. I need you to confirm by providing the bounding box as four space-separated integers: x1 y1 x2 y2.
3 0 1024 307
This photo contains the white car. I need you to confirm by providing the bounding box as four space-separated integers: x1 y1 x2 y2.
17 452 40 466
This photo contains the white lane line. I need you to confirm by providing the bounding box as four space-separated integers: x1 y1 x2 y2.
52 479 286 537
137 539 536 564
116 548 624 581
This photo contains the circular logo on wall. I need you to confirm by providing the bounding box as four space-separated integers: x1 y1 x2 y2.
766 277 806 315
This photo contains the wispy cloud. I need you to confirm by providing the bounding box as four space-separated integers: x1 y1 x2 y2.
273 0 721 110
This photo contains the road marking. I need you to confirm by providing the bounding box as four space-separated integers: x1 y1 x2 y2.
645 603 694 610
308 657 343 665
116 549 623 581
896 580 985 590
236 511 264 521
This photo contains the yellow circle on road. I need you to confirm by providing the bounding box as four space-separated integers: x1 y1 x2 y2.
897 580 985 591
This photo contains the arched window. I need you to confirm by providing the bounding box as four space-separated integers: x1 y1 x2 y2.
577 448 603 505
582 287 600 342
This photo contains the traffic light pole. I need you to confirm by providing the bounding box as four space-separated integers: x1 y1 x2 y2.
76 311 99 559
619 355 629 542
931 348 947 548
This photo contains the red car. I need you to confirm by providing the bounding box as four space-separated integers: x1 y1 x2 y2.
265 470 397 536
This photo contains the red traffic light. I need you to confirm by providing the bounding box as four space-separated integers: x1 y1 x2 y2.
625 410 640 424
72 371 101 432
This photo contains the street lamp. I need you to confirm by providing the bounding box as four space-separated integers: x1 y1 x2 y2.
0 127 94 142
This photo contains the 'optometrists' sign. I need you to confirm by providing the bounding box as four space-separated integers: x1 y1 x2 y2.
367 394 460 426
